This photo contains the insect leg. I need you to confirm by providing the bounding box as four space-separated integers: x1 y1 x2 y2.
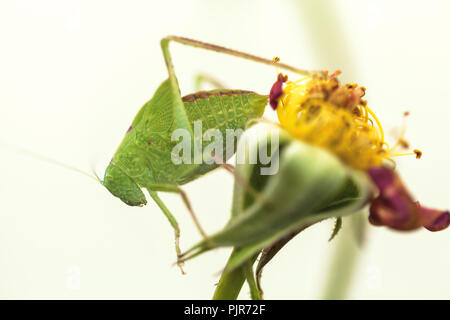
162 36 320 77
160 36 323 112
176 187 209 240
148 184 211 255
194 73 226 91
147 189 185 274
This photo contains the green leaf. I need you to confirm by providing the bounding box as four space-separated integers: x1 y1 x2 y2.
328 217 343 242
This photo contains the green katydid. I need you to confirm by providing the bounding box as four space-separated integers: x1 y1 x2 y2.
101 36 317 271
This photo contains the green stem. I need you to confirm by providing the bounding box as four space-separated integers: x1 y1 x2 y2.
243 261 262 300
213 249 247 300
213 249 261 300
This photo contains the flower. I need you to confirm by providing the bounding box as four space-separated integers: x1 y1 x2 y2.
270 72 450 232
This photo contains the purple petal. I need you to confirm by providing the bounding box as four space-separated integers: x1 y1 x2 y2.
367 166 395 192
367 166 449 232
269 74 287 110
419 205 450 232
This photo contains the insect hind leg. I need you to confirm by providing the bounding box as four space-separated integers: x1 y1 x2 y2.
194 73 226 91
176 187 209 240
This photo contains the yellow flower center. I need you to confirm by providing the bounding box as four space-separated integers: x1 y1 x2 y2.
276 76 397 170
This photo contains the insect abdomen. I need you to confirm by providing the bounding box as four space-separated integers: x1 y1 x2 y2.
176 90 267 184
183 90 266 136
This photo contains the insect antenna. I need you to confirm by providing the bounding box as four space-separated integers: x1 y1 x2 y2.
89 162 102 182
1 142 101 184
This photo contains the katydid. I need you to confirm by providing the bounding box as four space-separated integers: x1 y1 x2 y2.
101 36 316 270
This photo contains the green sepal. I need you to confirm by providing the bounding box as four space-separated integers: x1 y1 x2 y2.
329 217 343 242
180 123 373 270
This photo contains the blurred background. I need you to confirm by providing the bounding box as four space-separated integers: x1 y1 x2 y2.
1 0 450 299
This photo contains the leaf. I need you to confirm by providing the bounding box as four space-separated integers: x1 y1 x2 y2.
328 217 342 242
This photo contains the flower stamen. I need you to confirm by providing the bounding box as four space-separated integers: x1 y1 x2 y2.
272 73 421 170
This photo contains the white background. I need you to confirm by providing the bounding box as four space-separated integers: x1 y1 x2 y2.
1 0 450 299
